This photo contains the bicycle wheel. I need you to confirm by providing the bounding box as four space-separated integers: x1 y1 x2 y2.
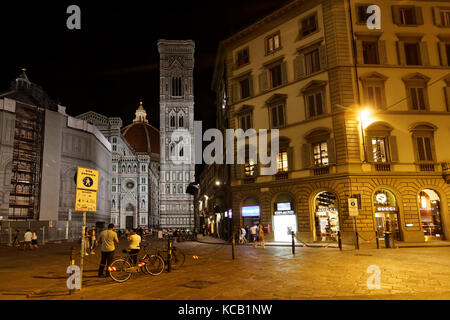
143 254 165 276
109 258 132 283
170 248 185 269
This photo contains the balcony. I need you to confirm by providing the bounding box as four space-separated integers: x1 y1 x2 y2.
419 163 435 172
313 166 330 176
442 162 450 184
275 171 289 180
375 163 391 172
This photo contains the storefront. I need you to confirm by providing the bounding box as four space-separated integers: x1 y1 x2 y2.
241 197 260 228
373 189 402 241
419 189 444 241
273 193 296 242
313 191 340 241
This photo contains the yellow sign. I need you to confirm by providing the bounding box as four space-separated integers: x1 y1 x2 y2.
76 167 99 191
75 189 97 212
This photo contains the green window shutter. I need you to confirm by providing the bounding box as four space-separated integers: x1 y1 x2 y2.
248 75 254 97
439 42 448 66
319 45 327 70
444 87 450 112
433 7 442 26
259 70 268 93
419 42 430 66
293 54 305 80
287 147 294 171
415 7 424 25
378 40 387 65
388 136 399 162
365 136 374 162
281 61 288 85
392 6 401 25
356 40 364 64
397 41 406 65
301 143 311 169
326 138 336 165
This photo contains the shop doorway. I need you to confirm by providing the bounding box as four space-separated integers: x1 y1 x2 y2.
273 193 297 242
373 189 402 241
313 191 340 241
241 196 261 229
419 189 444 241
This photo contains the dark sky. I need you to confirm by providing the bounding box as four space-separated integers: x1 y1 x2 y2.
0 0 291 130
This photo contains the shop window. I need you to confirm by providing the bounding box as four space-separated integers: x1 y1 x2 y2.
236 47 249 67
273 193 296 242
300 13 317 37
314 191 339 241
419 189 443 240
266 32 281 54
374 189 402 241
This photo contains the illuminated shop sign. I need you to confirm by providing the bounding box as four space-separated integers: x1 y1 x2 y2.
277 202 291 211
241 206 260 217
274 210 294 215
375 194 387 204
377 206 398 212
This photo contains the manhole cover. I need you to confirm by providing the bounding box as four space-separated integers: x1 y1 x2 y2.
178 280 216 289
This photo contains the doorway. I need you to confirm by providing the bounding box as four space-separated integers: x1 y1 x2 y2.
419 189 444 241
313 191 340 241
373 189 402 241
273 193 296 242
126 216 133 229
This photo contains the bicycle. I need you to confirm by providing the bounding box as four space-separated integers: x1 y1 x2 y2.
109 243 165 283
155 244 185 270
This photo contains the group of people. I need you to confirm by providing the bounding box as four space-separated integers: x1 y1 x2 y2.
239 223 265 249
12 229 38 250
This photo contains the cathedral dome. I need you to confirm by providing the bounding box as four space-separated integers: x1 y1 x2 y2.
121 101 160 154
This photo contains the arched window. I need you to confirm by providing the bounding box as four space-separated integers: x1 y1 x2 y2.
178 115 184 128
128 165 131 173
171 77 182 97
121 165 126 173
134 165 137 173
170 143 176 157
112 199 115 209
170 115 176 128
179 146 184 158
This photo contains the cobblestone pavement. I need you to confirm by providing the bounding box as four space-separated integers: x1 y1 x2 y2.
1 238 450 300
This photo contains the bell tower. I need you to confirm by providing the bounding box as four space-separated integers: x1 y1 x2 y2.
158 39 195 229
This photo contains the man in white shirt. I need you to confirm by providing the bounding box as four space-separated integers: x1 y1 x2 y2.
249 224 258 244
127 229 141 265
23 229 33 250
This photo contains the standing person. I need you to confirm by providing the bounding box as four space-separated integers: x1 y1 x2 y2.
31 230 39 249
239 227 247 244
249 224 258 247
157 229 163 240
256 224 266 249
90 227 96 254
84 227 91 256
12 229 20 247
127 229 141 265
245 225 250 242
97 223 119 277
23 229 33 251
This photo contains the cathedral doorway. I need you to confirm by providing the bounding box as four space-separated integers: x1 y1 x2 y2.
125 203 135 229
126 216 134 230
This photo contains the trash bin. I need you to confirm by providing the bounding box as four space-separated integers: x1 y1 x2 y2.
384 232 392 248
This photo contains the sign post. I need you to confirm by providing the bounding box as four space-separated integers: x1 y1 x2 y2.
74 166 99 291
348 198 359 250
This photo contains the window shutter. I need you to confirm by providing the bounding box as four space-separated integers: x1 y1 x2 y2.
439 42 448 66
444 87 450 112
248 75 254 97
293 54 305 80
433 7 442 26
281 61 288 85
397 41 406 65
326 138 336 165
301 144 311 169
259 70 268 93
392 6 401 25
356 40 364 64
365 136 374 162
235 164 244 179
287 147 294 171
419 42 430 66
378 40 387 65
319 45 327 70
230 83 238 103
415 7 424 25
388 136 399 162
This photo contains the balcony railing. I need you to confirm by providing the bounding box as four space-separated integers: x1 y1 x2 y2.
419 163 435 172
313 166 330 176
275 172 289 180
375 163 391 172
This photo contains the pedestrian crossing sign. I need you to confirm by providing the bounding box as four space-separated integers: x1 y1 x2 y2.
76 167 99 191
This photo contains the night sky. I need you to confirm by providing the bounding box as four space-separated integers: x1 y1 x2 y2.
0 0 291 131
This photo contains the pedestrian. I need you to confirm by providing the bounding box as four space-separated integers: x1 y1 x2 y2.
127 228 141 265
90 226 96 254
12 229 20 247
84 227 91 256
31 230 39 249
239 227 247 244
158 229 163 240
249 224 258 247
245 225 250 242
97 223 119 277
255 224 266 249
23 229 33 251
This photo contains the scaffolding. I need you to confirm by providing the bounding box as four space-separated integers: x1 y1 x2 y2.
8 103 44 220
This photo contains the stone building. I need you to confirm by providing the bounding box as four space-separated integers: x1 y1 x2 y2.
157 40 196 230
0 70 112 232
212 0 450 244
77 101 160 229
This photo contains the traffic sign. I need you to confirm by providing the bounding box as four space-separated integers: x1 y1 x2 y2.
348 198 359 217
76 167 99 191
75 189 98 212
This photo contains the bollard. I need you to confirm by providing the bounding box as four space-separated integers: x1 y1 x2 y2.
167 238 173 273
232 233 236 260
355 231 360 250
69 246 76 295
291 231 295 255
338 231 342 251
375 231 380 249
